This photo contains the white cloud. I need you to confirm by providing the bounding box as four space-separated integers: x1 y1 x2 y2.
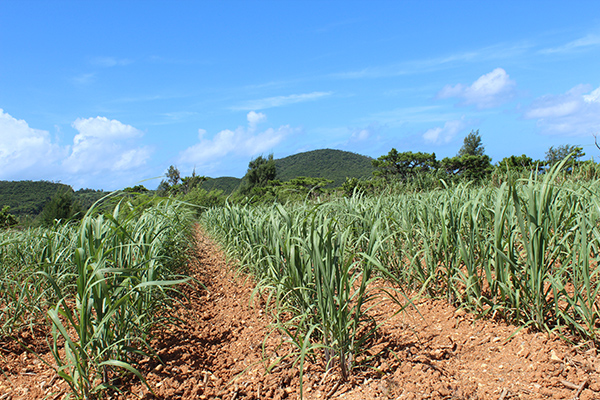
523 84 600 136
179 113 300 170
0 111 153 189
348 123 381 143
72 116 142 140
0 109 65 179
232 91 332 110
423 118 468 145
437 68 516 109
247 111 267 130
540 34 600 54
583 87 600 103
63 116 151 174
351 129 370 141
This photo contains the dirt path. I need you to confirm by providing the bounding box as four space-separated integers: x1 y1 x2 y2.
1 229 599 399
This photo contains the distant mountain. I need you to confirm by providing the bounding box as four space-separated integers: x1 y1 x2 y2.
200 149 375 193
0 181 68 216
0 150 375 214
0 180 106 217
274 149 375 188
200 177 242 195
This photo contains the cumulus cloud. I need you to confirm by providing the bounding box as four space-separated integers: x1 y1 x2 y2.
422 118 468 144
232 92 332 110
0 111 154 188
437 68 516 109
63 116 151 174
179 111 300 169
0 109 65 179
523 84 600 136
247 111 267 130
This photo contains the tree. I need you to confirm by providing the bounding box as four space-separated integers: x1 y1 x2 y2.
238 154 277 196
281 176 333 199
341 177 378 197
179 169 206 195
439 129 493 182
457 130 485 157
183 187 226 211
157 165 182 196
40 189 82 226
165 165 181 187
156 181 170 197
496 154 539 174
124 185 149 193
0 206 18 229
157 166 206 197
545 144 584 167
372 149 437 180
247 154 277 187
440 155 493 182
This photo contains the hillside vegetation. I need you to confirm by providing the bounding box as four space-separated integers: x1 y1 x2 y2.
275 149 375 187
0 181 106 220
200 176 241 195
0 181 73 216
194 149 375 195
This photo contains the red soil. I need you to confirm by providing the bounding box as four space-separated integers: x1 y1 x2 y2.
1 230 598 399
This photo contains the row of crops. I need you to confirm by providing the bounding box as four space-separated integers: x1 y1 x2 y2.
201 162 600 388
0 198 194 398
2 160 600 398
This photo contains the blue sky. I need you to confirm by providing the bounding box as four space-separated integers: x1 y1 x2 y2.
1 1 600 190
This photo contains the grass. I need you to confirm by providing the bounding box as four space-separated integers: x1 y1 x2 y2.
3 161 600 397
202 160 600 392
0 195 194 399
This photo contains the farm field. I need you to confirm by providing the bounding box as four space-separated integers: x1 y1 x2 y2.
4 3 600 399
2 165 600 399
1 230 598 399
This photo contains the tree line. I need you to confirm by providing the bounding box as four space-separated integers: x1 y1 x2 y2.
153 129 592 208
1 129 593 228
370 130 586 184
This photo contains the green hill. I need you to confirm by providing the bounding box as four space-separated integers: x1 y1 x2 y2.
0 180 107 217
200 177 241 195
0 150 374 214
0 180 73 216
198 149 375 194
74 188 108 210
274 149 375 188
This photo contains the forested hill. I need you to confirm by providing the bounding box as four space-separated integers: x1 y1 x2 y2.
0 150 376 211
200 177 242 195
275 149 375 188
0 181 105 216
198 149 375 194
0 181 73 216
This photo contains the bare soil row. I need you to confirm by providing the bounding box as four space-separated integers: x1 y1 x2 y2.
1 230 598 399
